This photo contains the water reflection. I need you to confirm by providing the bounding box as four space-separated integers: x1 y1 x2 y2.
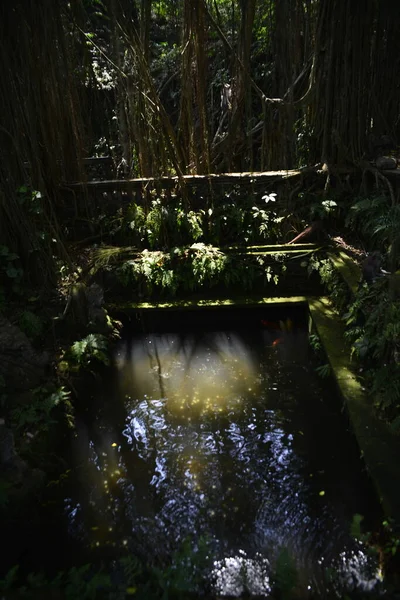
212 549 271 597
68 327 382 597
116 332 261 415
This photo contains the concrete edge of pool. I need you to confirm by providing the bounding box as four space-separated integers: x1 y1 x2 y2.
108 291 400 522
108 295 309 311
308 295 400 522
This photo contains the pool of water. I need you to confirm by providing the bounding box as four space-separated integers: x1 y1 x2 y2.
5 307 385 597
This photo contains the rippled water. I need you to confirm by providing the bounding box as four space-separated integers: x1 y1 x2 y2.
10 313 379 598
55 308 383 597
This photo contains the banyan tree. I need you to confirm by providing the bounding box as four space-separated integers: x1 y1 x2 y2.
0 0 399 284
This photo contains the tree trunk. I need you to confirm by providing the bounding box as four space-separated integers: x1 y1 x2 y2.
178 0 210 174
309 0 375 165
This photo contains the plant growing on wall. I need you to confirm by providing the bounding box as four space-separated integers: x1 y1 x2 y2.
110 241 287 298
346 195 400 271
308 255 348 310
344 282 400 423
10 386 72 434
65 334 110 371
116 188 283 251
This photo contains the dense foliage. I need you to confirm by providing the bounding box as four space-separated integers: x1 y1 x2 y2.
1 0 399 287
1 1 400 596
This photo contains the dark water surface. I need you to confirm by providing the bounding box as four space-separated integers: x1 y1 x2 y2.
7 308 385 597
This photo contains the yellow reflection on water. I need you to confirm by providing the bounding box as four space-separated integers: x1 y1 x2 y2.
116 332 259 416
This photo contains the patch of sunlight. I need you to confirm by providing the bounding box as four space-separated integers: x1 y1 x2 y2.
116 332 260 417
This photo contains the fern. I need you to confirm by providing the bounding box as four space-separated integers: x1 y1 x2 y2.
346 194 400 253
309 333 322 352
190 243 227 284
186 210 204 241
372 365 400 411
120 555 142 585
10 386 71 432
127 203 146 237
315 363 331 378
65 565 111 600
146 199 165 248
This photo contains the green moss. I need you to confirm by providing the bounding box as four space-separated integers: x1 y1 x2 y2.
108 295 308 311
328 251 360 296
308 295 400 521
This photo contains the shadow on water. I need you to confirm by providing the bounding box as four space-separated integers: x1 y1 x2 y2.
61 307 384 597
7 307 386 597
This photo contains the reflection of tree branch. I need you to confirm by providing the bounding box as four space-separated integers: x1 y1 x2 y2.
154 343 166 398
232 436 247 458
180 337 201 403
182 333 230 383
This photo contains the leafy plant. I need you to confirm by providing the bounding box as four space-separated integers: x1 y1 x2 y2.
17 186 44 216
346 195 394 244
309 333 322 353
120 199 205 249
183 210 204 242
125 203 146 242
308 255 348 309
118 555 142 593
315 363 331 378
117 249 177 294
382 519 400 557
190 243 227 285
0 538 211 599
150 535 211 598
0 564 111 599
208 201 249 245
371 365 400 413
251 193 284 242
114 243 283 297
342 274 400 419
10 386 71 433
116 189 282 250
146 199 166 248
310 198 338 220
116 244 226 295
68 333 110 369
64 565 111 600
344 283 400 361
346 194 400 270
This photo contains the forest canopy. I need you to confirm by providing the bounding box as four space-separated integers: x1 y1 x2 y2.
0 0 399 285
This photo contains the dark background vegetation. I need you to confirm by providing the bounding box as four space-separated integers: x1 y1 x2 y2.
1 0 399 286
1 0 400 597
